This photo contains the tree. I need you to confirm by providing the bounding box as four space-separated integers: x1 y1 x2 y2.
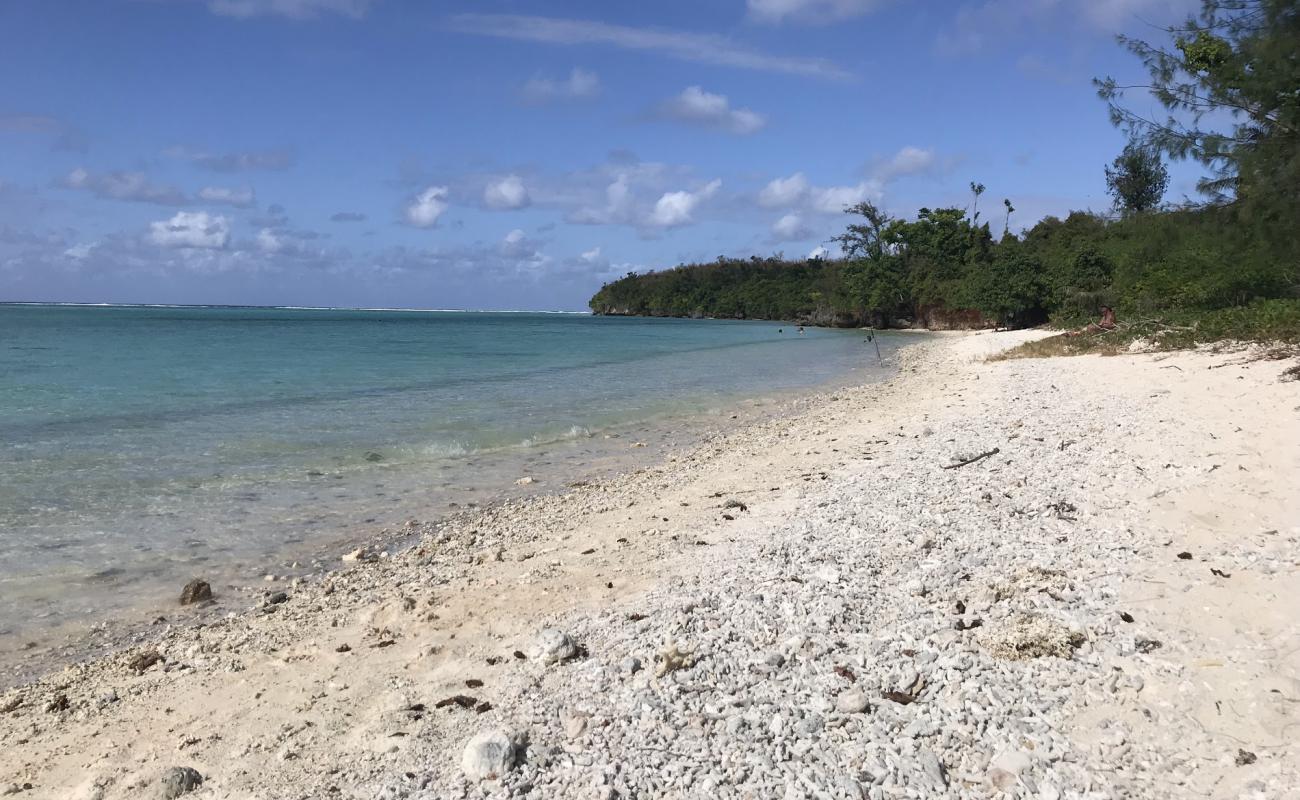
968 182 986 222
1105 143 1171 213
833 202 893 261
1002 198 1015 236
1095 0 1299 210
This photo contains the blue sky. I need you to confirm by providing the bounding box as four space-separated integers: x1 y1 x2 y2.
0 0 1201 310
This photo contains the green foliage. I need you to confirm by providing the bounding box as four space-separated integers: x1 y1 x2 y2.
590 2 1296 343
1104 144 1170 213
1096 0 1300 214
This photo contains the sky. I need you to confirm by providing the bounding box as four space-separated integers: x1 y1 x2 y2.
0 0 1203 310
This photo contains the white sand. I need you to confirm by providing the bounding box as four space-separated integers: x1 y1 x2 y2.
1 332 1296 799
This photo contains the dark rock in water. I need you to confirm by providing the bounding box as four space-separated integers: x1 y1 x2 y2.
160 766 203 799
179 579 213 606
364 451 384 462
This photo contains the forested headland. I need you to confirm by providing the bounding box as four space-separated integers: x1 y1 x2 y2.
589 0 1298 344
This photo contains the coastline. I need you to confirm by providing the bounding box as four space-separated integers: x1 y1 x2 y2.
0 330 904 687
2 331 1297 799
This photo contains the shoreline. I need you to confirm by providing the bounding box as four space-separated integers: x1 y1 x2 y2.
2 331 1297 799
0 335 906 688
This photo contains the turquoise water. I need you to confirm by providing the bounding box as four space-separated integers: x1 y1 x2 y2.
0 304 905 642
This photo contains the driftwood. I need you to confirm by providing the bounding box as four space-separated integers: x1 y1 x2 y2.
942 448 1000 470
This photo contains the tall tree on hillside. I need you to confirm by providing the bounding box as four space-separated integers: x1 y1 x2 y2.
968 182 986 222
1002 198 1016 236
1095 0 1299 213
1105 143 1171 213
833 202 894 260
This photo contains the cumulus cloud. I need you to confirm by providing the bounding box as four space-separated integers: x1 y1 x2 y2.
521 68 601 104
330 211 367 222
404 186 450 228
207 0 375 19
580 246 603 263
810 180 883 214
648 179 722 228
658 87 766 135
569 173 636 226
808 245 830 259
771 212 814 241
875 146 936 180
759 146 935 219
500 228 534 257
758 172 810 208
747 0 891 25
197 185 256 208
166 146 294 173
256 228 286 253
446 14 851 80
60 168 187 206
483 175 531 210
148 211 231 249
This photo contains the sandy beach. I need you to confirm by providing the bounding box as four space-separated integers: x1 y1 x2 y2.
1 331 1297 799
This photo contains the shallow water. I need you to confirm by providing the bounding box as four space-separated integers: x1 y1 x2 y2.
0 304 906 647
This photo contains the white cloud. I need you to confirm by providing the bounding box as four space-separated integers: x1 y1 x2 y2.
758 172 810 208
647 179 721 228
64 242 95 260
771 213 813 241
747 0 890 25
207 0 375 20
404 186 449 228
875 146 936 180
810 180 882 214
808 245 830 259
659 86 766 135
61 167 187 206
255 228 284 253
483 174 531 210
197 186 256 208
521 68 601 104
148 211 231 250
570 173 636 225
446 14 851 80
500 228 531 257
580 246 603 263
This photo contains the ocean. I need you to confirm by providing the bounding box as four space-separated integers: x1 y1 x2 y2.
0 304 906 649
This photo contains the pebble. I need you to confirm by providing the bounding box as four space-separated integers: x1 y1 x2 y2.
160 766 203 799
460 729 516 781
530 628 578 665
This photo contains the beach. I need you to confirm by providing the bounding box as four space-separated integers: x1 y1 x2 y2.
1 331 1297 799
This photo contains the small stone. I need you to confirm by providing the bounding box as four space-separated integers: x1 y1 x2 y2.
265 591 288 605
476 548 504 564
620 656 642 675
530 628 578 665
563 711 588 740
178 579 212 606
461 729 516 781
917 751 947 788
160 766 203 799
835 691 869 714
987 749 1032 790
515 476 536 485
1235 749 1257 766
764 652 785 668
342 548 370 562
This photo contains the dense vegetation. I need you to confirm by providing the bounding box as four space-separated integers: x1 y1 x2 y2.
590 0 1299 340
